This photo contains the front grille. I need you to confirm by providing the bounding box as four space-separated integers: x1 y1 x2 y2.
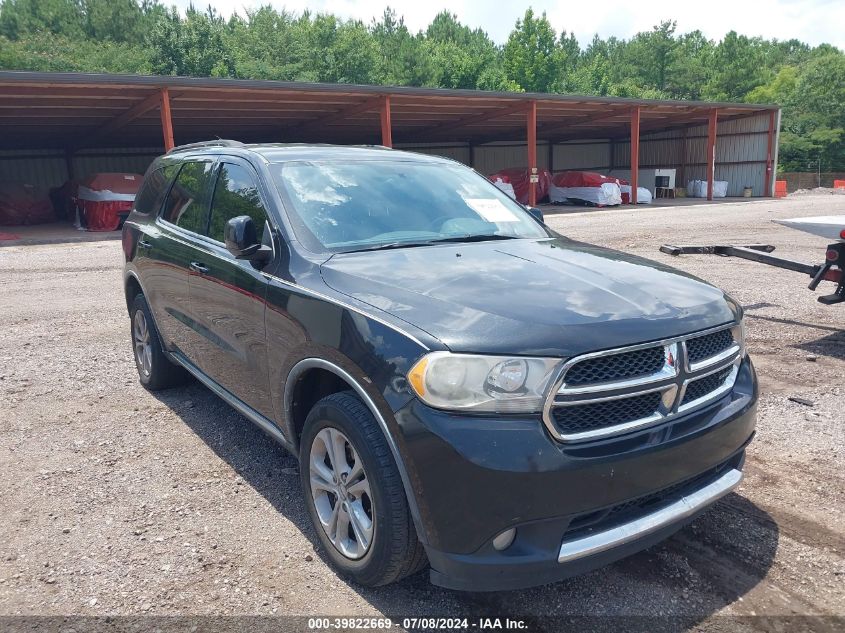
682 366 733 405
552 391 662 435
564 346 665 386
686 328 734 364
545 327 741 442
563 455 740 538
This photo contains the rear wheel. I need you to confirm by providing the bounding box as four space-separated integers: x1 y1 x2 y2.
299 391 427 586
130 294 188 390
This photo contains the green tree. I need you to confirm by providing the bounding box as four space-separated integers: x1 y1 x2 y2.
424 11 498 89
667 30 714 99
371 8 436 86
623 20 678 91
704 31 771 101
0 0 85 39
502 9 562 92
779 52 845 171
83 0 144 42
148 5 234 77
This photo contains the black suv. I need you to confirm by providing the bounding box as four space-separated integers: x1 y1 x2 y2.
122 141 757 591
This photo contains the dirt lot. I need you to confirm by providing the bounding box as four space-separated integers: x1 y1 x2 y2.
1 194 843 630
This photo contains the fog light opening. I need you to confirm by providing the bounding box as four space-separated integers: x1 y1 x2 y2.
492 528 516 551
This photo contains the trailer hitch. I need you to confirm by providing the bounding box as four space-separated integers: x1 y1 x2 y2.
660 242 845 305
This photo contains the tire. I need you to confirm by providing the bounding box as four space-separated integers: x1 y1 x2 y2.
299 391 427 586
129 293 188 390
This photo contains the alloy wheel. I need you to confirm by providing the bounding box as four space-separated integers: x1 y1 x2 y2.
309 427 375 560
133 310 152 378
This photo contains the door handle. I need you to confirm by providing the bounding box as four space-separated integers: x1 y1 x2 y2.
189 262 209 274
137 239 152 249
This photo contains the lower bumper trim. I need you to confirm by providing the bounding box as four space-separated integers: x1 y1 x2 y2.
558 468 743 563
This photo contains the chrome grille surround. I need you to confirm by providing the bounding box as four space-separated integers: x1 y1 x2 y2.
543 323 742 442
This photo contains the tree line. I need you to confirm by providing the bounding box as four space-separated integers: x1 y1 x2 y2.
1 1 843 172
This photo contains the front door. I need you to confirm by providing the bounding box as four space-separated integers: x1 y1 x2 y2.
185 159 273 418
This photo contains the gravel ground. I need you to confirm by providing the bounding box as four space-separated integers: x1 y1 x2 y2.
0 194 843 629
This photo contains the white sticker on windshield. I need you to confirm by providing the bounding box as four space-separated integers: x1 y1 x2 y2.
465 198 519 222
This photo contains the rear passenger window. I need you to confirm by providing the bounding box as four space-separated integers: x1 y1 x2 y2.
134 164 178 215
208 163 269 244
160 161 215 234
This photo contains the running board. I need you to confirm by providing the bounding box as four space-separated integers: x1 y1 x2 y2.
170 351 293 452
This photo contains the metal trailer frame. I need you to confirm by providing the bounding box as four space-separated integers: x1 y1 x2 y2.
659 242 845 306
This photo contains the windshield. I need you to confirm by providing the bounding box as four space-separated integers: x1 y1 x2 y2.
271 159 548 253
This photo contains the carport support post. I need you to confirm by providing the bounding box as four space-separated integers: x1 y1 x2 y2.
527 100 537 207
764 110 776 197
380 95 392 148
630 106 640 204
160 87 174 152
706 108 718 201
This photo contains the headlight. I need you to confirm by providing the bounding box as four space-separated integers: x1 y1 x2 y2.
407 352 562 413
731 319 747 358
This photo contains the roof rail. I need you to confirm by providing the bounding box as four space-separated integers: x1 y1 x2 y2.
167 139 245 154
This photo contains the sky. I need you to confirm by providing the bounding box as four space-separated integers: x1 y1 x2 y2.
174 0 844 50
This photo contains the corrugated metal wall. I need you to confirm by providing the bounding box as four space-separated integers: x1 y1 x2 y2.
470 141 551 175
612 113 771 196
552 141 610 171
402 113 772 196
0 148 160 191
395 142 470 165
2 112 773 196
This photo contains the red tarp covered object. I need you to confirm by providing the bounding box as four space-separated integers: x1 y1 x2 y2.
78 173 143 231
552 171 621 188
549 171 623 207
0 183 55 226
487 168 551 205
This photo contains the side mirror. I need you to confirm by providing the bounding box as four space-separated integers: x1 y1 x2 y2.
527 206 544 224
224 215 271 263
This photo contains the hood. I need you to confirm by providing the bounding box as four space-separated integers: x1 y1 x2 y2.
320 237 738 357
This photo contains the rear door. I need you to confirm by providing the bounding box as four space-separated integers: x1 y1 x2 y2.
147 158 217 356
185 158 273 418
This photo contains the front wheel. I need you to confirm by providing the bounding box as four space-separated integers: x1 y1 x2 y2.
299 391 427 586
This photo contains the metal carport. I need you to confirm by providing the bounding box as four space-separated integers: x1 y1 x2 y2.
0 71 780 206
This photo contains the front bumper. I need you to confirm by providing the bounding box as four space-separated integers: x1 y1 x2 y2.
393 356 757 591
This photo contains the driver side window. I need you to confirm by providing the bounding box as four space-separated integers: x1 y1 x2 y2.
208 163 269 244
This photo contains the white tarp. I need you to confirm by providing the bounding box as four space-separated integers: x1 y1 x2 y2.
491 178 516 200
688 180 728 198
549 182 622 206
76 186 137 202
619 185 653 204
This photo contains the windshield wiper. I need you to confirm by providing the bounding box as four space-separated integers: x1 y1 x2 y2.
428 234 519 244
342 234 519 253
342 241 436 253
